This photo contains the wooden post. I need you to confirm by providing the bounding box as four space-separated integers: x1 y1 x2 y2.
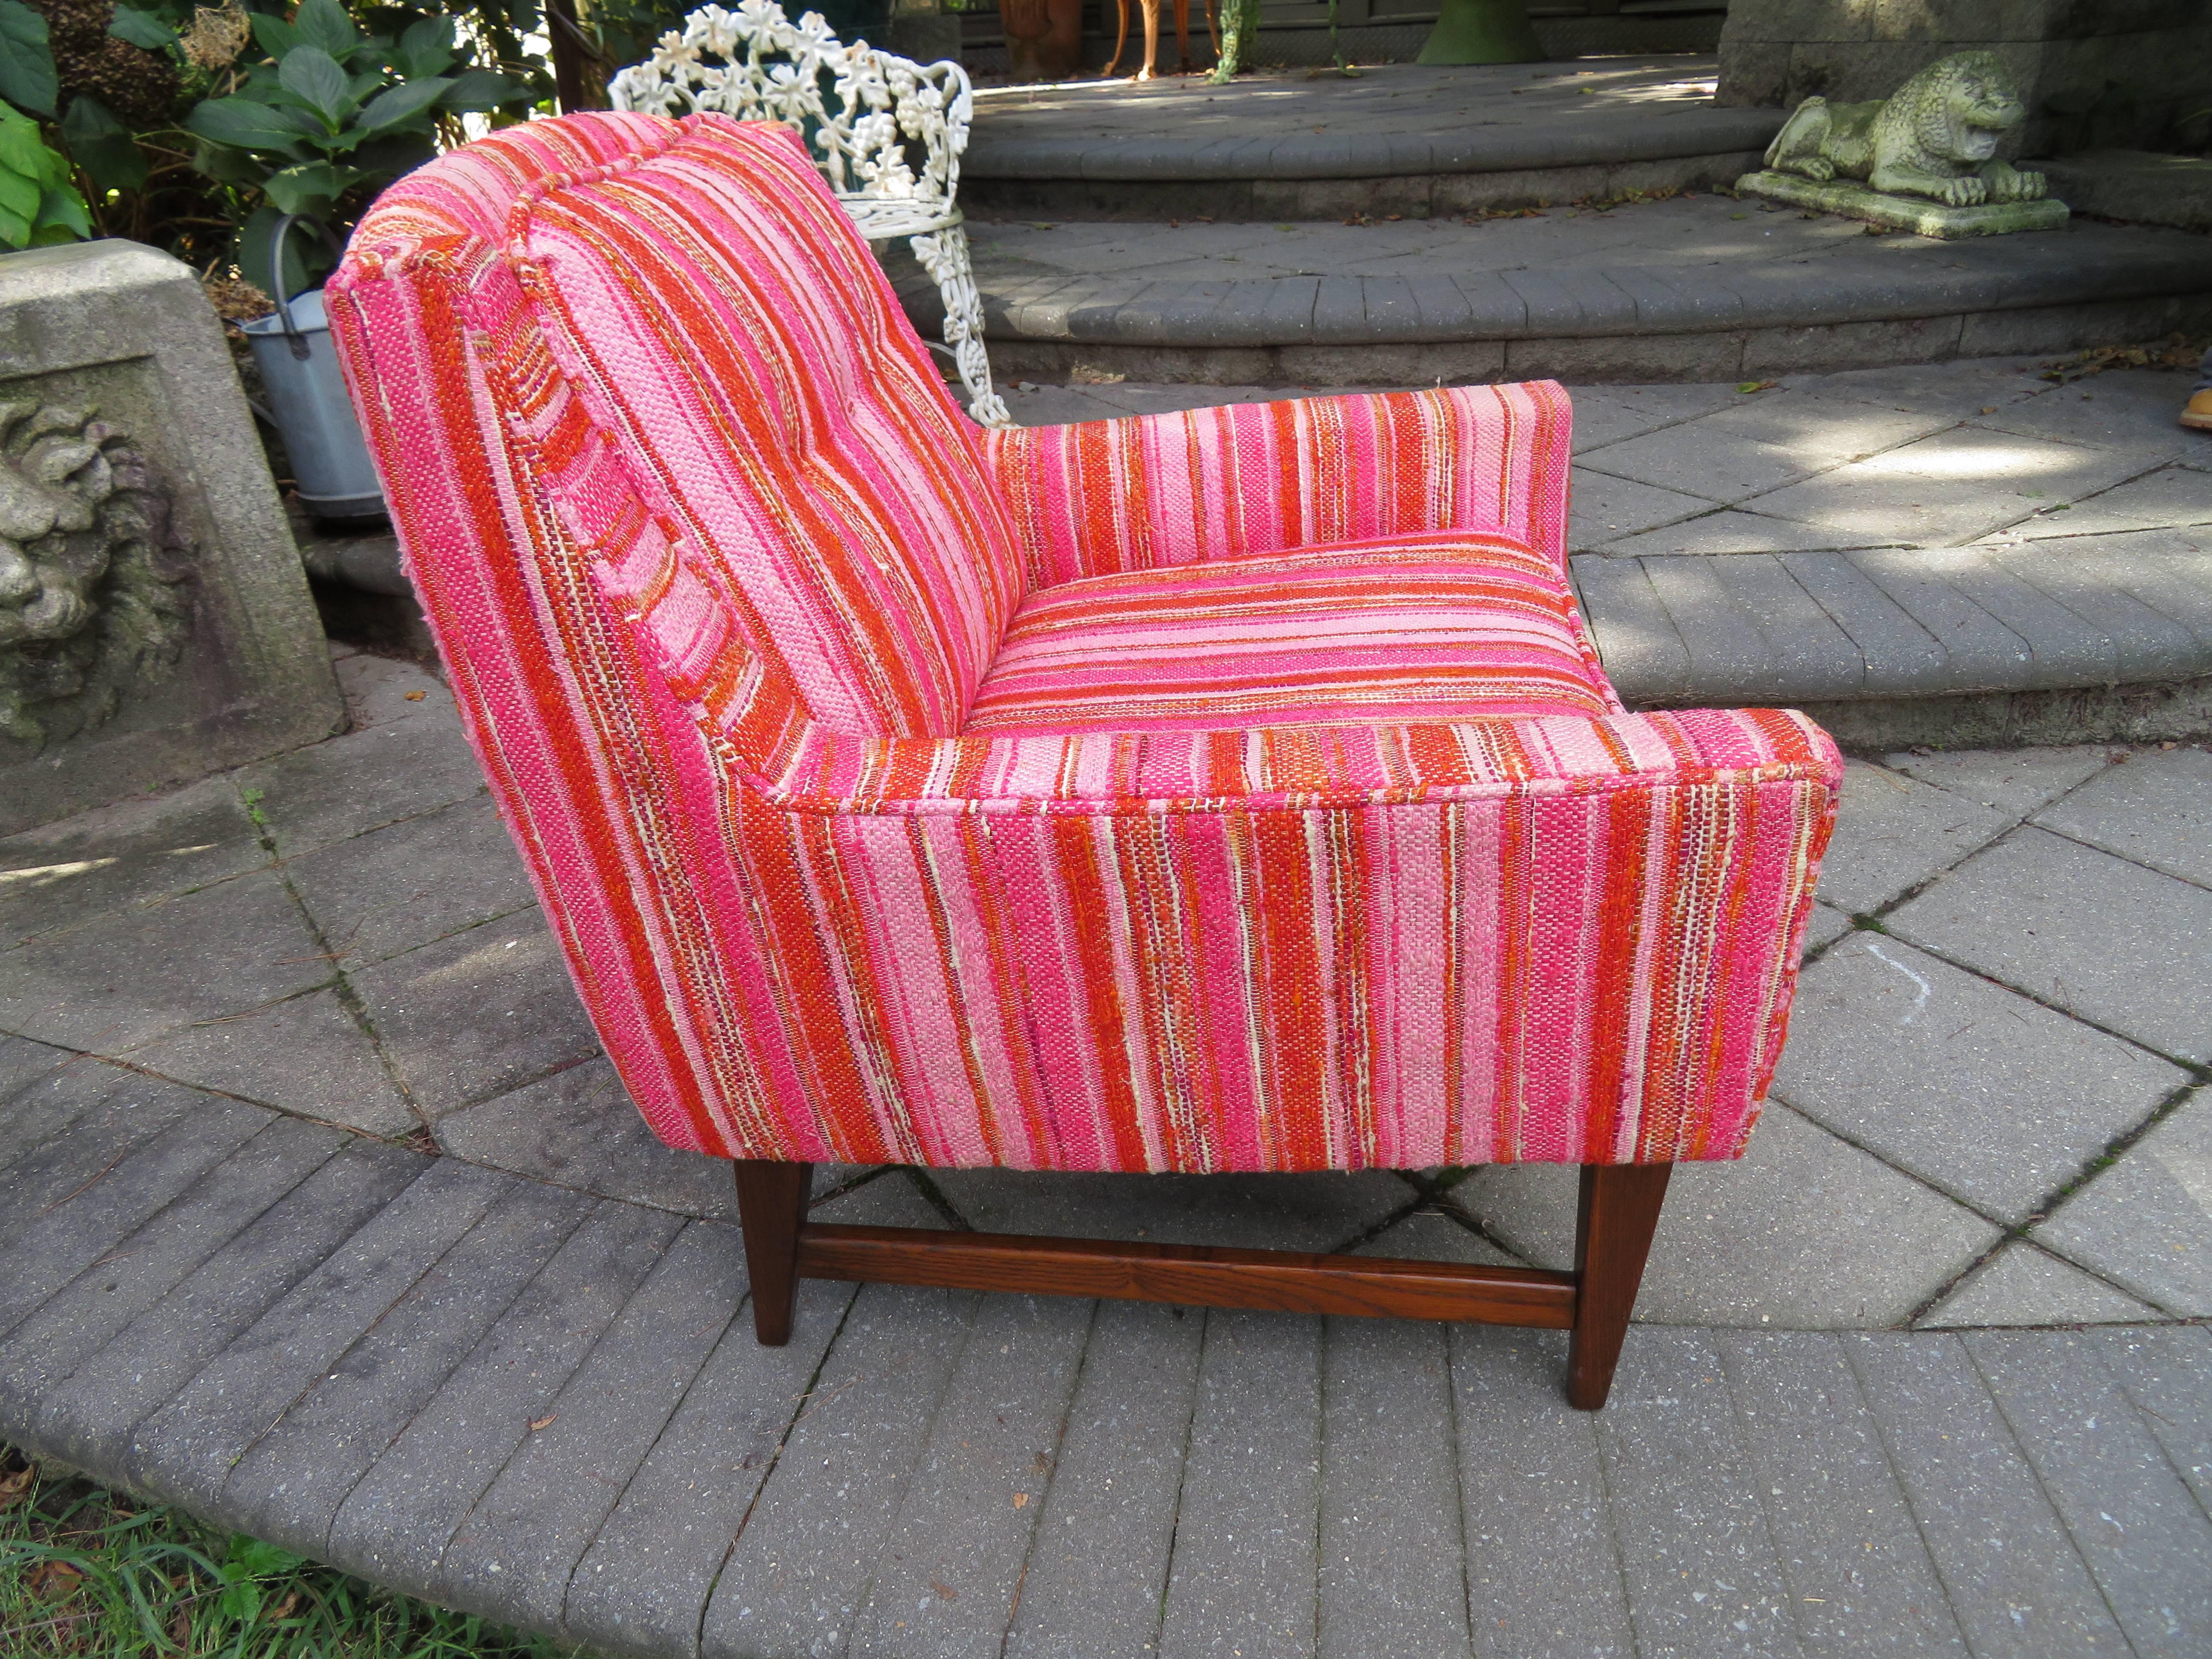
1565 1163 1672 1411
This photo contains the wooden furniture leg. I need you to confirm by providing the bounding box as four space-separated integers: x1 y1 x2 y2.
1565 1162 1672 1410
734 1158 812 1344
1105 0 1131 76
733 1158 1676 1406
1140 0 1161 79
1173 0 1191 70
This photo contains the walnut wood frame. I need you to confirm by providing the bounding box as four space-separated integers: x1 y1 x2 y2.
732 1160 1670 1409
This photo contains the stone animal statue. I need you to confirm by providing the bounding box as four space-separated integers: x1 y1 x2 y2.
1763 50 2048 208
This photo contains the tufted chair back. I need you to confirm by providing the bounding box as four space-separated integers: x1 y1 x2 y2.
332 111 1023 762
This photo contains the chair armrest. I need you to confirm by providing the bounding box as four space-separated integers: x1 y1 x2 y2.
981 381 1573 589
728 707 1840 1167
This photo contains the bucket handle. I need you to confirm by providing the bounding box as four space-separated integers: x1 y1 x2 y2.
266 213 347 362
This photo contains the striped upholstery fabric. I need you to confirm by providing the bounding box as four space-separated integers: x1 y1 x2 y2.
330 111 1842 1174
967 535 1619 733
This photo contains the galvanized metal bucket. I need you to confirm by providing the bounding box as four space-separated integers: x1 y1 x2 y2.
240 217 385 522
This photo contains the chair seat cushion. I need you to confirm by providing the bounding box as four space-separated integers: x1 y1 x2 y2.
965 533 1620 734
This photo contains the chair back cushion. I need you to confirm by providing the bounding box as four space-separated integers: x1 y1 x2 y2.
336 111 1021 746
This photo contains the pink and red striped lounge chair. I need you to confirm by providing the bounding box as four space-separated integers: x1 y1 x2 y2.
329 110 1840 1409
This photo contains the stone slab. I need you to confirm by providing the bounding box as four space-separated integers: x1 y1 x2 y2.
1885 826 2212 1064
233 713 490 860
216 1179 592 1562
0 242 342 833
1846 1331 2129 1659
30 1138 425 1470
1970 369 2202 464
1457 1104 1997 1327
0 1033 70 1110
435 1219 745 1635
1002 1299 1205 1659
0 1091 273 1336
329 648 455 731
1735 171 2072 238
324 1200 684 1597
283 793 536 968
434 1057 737 1221
2037 150 2212 236
1317 1318 1474 1659
1156 1309 1323 1659
2028 744 2212 888
564 1277 857 1659
0 867 332 1052
1596 509 1903 559
1815 760 2015 916
1715 1331 1969 1658
1569 553 1695 704
2033 1092 2212 1317
1351 1205 1522 1266
1802 900 1854 955
0 1065 204 1228
119 986 414 1137
1916 1244 2160 1331
702 1283 980 1659
0 773 264 950
2093 1324 2212 1517
1775 931 2186 1222
123 1156 511 1508
349 910 600 1117
1449 1325 1638 1659
1965 1330 2212 1658
1578 395 1947 504
2016 463 2212 540
847 1294 1093 1659
0 1114 344 1429
1883 743 2110 818
1567 468 1711 550
1596 1329 1802 1658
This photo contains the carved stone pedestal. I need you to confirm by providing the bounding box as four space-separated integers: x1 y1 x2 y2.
0 241 343 834
1735 169 2072 239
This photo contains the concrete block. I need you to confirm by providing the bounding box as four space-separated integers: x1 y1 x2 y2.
1886 825 2212 1063
1775 932 2186 1221
434 1218 747 1635
703 1284 980 1659
1004 1300 1204 1659
1740 315 1968 378
124 1157 512 1510
2029 743 2212 887
2034 1093 2212 1316
1596 1329 1801 1657
0 242 341 833
1846 1331 2130 1659
1842 548 2037 690
349 909 600 1117
1882 742 2109 817
120 986 414 1137
1714 1330 1968 1657
31 1138 423 1470
1352 1206 1522 1266
1641 555 1784 704
1903 545 2120 688
434 1056 736 1221
0 1033 69 1111
0 867 330 1053
1510 330 1747 387
323 1199 683 1600
1972 367 2203 463
283 793 534 968
233 711 490 860
1570 553 1695 704
848 1294 1093 1659
1982 544 2206 685
1965 1330 2212 1656
218 1179 591 1560
2037 150 2212 234
0 1068 202 1229
1455 1104 1998 1327
1448 1325 1637 1653
2019 463 2212 540
0 1115 343 1433
1776 551 1950 696
1705 553 1870 700
1317 1318 1473 1659
1803 901 1854 954
568 1282 859 1659
0 773 262 950
1916 1243 2159 1329
2093 1325 2212 1516
1595 510 1902 558
1577 395 1944 504
1818 759 2015 914
1157 1309 1322 1659
0 1092 271 1336
1568 470 1710 548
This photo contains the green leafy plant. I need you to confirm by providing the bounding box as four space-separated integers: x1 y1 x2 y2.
0 0 93 248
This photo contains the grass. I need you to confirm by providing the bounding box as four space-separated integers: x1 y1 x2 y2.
0 1445 584 1659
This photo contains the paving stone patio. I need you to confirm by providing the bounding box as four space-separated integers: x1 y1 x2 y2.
5 365 2212 1654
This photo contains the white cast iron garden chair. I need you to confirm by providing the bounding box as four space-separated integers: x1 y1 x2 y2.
610 0 1011 427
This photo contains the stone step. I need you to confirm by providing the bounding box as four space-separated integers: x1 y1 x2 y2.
962 59 1779 222
894 201 2212 384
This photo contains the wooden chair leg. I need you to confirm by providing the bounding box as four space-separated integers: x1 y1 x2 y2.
1565 1163 1672 1411
1105 0 1129 77
733 1158 812 1345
